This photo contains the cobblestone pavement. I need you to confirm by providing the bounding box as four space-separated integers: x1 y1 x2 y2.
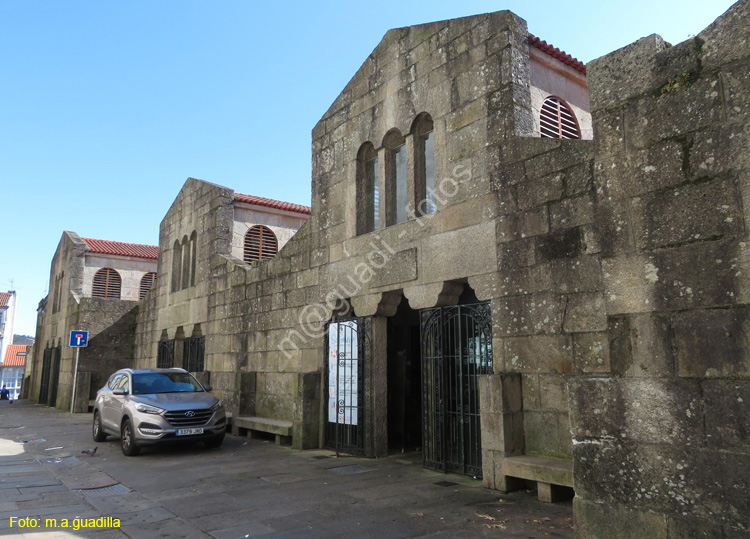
0 401 574 538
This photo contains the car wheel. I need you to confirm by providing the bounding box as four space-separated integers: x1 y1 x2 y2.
120 418 141 456
92 411 107 442
205 433 225 449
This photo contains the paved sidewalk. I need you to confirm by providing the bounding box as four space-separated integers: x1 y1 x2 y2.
0 401 574 538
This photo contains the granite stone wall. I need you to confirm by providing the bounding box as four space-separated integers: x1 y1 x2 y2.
569 1 750 536
28 231 85 407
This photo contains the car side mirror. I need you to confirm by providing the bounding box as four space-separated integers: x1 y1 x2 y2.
203 384 212 392
112 388 128 396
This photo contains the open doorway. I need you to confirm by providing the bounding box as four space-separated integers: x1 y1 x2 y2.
387 296 421 454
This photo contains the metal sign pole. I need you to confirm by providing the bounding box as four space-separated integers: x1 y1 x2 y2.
70 347 80 414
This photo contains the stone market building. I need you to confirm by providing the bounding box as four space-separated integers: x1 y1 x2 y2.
28 192 310 414
29 2 750 536
132 182 311 390
26 233 159 412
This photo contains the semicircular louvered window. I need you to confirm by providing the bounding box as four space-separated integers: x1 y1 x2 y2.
540 96 580 139
139 272 156 299
92 268 122 299
243 225 278 262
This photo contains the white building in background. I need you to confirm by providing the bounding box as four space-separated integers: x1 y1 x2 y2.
0 291 17 365
1 344 27 399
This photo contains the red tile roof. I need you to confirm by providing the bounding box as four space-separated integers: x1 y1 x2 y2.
81 238 159 260
3 345 28 366
0 292 12 307
234 193 311 215
528 34 586 75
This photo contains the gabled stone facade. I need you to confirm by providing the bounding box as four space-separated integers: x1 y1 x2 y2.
132 178 310 408
28 231 158 412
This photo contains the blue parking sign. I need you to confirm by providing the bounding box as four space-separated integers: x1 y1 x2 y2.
69 330 89 348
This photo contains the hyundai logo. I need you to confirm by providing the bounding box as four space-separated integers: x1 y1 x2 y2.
185 411 195 417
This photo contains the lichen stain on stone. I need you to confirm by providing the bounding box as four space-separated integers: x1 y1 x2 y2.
644 262 659 283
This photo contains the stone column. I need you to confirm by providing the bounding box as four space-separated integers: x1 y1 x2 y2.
479 373 524 490
293 371 321 450
368 316 388 457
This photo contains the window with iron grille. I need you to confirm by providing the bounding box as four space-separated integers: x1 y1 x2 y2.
157 339 175 369
92 268 122 299
183 336 205 372
139 272 156 299
243 225 278 262
540 96 580 139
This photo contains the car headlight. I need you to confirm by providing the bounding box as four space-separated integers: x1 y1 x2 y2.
135 403 166 415
210 400 223 412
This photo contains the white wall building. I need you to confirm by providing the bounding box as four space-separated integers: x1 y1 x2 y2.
0 291 17 366
1 344 27 400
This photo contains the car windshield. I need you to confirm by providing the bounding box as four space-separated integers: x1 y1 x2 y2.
131 372 204 395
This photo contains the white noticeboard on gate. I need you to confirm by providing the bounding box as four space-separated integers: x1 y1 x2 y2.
328 321 358 425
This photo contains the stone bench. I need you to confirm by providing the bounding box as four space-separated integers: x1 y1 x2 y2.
233 416 292 445
500 455 574 503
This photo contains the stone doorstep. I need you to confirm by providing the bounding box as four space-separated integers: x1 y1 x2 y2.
501 455 574 503
233 416 293 445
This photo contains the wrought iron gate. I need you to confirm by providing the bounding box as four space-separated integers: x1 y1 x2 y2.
157 340 175 369
183 336 205 372
324 317 371 456
48 346 62 407
38 348 52 404
421 302 492 478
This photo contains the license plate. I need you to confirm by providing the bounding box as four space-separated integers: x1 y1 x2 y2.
176 428 204 436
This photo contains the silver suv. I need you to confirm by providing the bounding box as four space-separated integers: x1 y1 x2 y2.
93 368 226 456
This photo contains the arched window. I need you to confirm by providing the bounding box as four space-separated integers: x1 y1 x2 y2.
171 240 182 292
356 142 379 234
52 271 64 313
180 235 190 290
411 113 435 216
171 232 197 291
540 96 580 139
243 225 278 262
157 329 174 369
383 129 407 226
92 268 121 299
189 231 197 286
139 272 156 299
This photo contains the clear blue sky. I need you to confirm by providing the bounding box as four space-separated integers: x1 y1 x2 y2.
0 0 737 336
